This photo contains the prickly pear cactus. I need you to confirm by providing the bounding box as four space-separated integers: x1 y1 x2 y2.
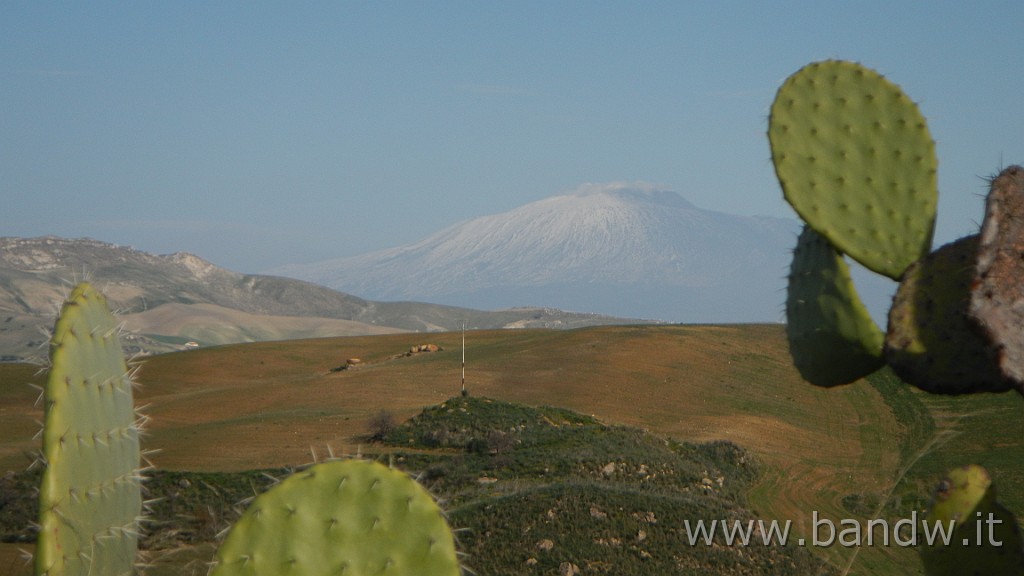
786 226 885 386
35 283 143 576
768 59 1024 575
919 465 1024 575
970 165 1024 389
769 60 1024 396
211 458 461 576
885 235 1016 394
769 59 937 280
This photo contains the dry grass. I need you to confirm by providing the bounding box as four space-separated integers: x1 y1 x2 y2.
0 324 924 573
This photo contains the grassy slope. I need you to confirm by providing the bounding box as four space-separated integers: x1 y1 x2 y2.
121 302 409 346
2 324 1022 574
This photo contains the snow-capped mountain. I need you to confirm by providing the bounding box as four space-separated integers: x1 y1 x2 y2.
274 183 802 322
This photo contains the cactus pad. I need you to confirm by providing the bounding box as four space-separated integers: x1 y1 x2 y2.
786 226 885 386
885 236 1015 394
769 60 937 279
919 464 1024 575
35 283 143 576
211 458 461 576
969 165 1024 391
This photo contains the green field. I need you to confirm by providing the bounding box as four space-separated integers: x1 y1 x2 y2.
2 324 1022 574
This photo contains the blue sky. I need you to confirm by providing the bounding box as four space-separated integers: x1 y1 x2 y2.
3 2 1022 274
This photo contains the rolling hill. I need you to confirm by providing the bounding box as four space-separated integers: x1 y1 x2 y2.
0 236 654 360
4 323 1020 573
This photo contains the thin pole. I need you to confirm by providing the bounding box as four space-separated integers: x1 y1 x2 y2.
461 322 467 396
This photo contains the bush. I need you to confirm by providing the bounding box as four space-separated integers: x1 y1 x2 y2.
367 409 396 442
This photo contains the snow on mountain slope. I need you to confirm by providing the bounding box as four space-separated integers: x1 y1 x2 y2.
274 183 802 322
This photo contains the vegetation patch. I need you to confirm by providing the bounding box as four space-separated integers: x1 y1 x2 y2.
451 484 825 575
0 396 829 575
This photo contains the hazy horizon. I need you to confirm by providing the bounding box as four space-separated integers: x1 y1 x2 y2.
4 2 1022 275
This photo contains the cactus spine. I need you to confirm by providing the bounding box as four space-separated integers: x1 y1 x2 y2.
211 458 461 576
35 282 144 576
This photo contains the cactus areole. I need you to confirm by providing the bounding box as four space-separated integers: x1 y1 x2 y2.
211 458 461 576
769 59 938 280
36 283 143 576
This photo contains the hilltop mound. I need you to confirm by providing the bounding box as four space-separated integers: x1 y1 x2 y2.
385 396 830 575
0 396 830 575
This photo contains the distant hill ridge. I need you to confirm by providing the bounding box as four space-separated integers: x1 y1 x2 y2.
0 236 382 318
273 183 800 322
0 236 653 360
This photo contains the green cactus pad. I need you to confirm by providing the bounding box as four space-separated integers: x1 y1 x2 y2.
36 283 143 576
919 465 1024 575
769 60 937 279
969 165 1024 392
885 235 1015 394
211 459 461 576
786 226 885 387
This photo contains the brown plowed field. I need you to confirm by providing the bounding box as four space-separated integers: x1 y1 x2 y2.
0 324 995 574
